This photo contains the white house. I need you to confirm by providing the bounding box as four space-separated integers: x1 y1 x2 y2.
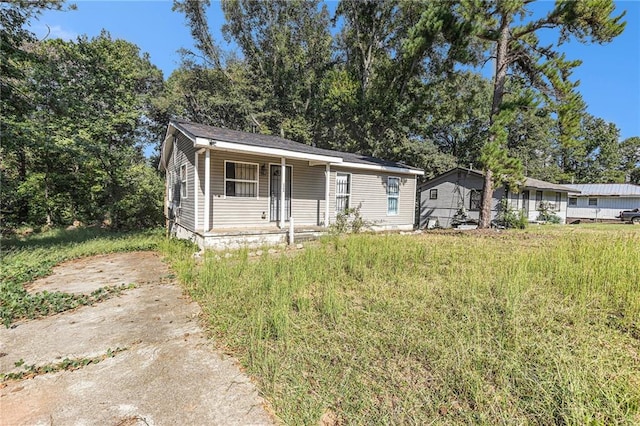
159 119 424 249
566 183 640 222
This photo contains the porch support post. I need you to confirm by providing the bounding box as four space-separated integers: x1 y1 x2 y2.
324 164 330 227
204 149 210 231
280 157 286 228
194 151 199 231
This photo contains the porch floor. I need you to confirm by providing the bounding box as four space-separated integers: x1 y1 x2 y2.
201 225 327 237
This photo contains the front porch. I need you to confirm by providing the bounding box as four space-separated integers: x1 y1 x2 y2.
174 222 328 250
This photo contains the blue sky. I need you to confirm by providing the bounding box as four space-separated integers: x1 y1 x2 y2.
33 0 639 140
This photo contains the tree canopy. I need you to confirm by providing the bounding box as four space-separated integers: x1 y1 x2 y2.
1 0 637 232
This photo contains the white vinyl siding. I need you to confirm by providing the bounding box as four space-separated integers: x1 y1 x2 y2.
336 173 351 212
331 167 416 227
166 133 196 231
224 161 258 198
387 177 400 215
567 196 640 220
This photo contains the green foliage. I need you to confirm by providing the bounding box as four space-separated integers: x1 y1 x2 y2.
1 19 165 232
2 347 126 382
0 227 161 326
330 204 372 235
536 202 562 224
494 199 527 229
110 164 165 230
161 227 640 424
451 0 626 226
220 0 332 143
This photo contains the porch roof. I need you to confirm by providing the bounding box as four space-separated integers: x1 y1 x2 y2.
163 119 423 175
523 177 576 193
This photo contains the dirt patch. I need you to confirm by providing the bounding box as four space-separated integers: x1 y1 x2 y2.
1 252 274 425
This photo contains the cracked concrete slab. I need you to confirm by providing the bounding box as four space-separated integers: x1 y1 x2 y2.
0 252 274 426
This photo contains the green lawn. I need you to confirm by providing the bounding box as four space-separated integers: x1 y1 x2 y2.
0 227 162 326
3 225 638 423
161 225 640 424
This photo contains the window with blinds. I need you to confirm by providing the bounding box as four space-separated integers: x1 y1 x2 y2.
387 177 400 215
225 161 258 197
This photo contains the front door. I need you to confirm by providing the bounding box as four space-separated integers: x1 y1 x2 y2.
270 165 292 222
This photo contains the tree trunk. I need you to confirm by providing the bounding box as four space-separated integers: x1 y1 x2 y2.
479 14 510 229
480 169 493 228
17 147 29 221
44 173 52 227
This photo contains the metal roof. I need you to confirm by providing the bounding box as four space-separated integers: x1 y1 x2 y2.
565 183 640 197
170 119 423 172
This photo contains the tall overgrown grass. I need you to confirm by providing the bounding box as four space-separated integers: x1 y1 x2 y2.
160 226 640 424
1 227 162 326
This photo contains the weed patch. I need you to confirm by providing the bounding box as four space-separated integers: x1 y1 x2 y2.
2 347 127 383
1 227 162 326
160 226 640 424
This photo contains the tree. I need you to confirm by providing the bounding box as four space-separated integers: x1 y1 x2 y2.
0 0 69 228
220 0 333 143
15 32 164 228
620 136 640 183
158 60 258 132
432 0 626 227
560 113 625 183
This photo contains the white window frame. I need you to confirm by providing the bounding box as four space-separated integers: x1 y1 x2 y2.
180 164 188 200
224 160 259 199
387 176 400 216
555 192 561 211
335 172 351 213
568 197 577 206
588 198 598 206
167 170 174 203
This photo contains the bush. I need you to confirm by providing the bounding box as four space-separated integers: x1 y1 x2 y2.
494 199 527 229
330 204 372 234
537 201 562 224
111 164 164 230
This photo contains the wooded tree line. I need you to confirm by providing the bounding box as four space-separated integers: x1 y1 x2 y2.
1 0 638 231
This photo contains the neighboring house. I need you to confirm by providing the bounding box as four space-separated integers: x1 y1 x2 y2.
159 119 424 249
565 183 640 222
418 167 576 228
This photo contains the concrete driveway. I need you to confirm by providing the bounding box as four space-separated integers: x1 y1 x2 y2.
0 252 274 425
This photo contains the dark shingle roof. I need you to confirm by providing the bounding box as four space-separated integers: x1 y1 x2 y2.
170 119 422 171
523 177 576 193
